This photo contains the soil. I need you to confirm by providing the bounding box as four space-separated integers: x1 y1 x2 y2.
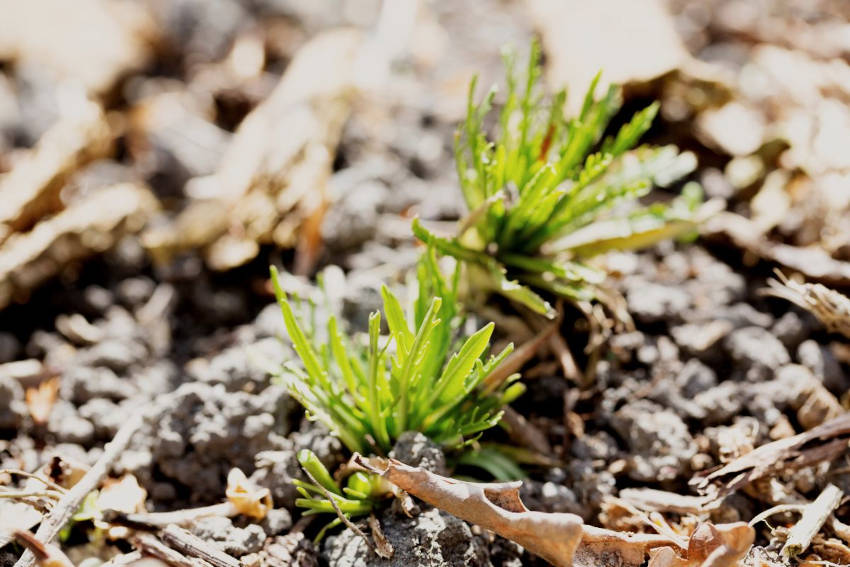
2 1 850 566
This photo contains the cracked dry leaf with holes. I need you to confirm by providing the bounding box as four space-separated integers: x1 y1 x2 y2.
354 455 754 567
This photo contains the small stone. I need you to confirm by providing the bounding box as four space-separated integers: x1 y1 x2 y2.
80 339 147 372
116 277 156 307
0 374 27 430
626 281 691 324
191 516 266 556
0 332 20 363
263 533 318 567
671 320 732 359
323 507 489 567
797 340 848 393
676 359 718 398
610 400 695 482
388 431 448 476
260 508 293 536
714 303 773 329
724 326 790 377
771 311 810 352
693 382 744 425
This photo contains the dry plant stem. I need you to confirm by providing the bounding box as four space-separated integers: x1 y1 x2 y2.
501 406 552 455
482 320 558 392
829 515 850 544
12 531 73 567
618 488 715 515
367 514 394 559
161 525 240 567
14 411 146 567
102 502 237 529
781 484 843 558
0 470 67 494
548 333 583 383
748 504 806 528
0 489 63 500
764 270 850 339
134 533 212 567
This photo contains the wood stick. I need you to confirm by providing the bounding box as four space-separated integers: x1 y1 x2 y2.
161 525 240 567
134 533 212 567
13 411 146 567
781 483 844 558
102 502 236 529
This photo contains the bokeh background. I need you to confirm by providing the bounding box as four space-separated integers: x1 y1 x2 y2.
3 1 850 564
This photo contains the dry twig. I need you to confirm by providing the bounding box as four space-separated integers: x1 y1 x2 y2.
13 411 146 567
161 525 240 567
781 484 844 558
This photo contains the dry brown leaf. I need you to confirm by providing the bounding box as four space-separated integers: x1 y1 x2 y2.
96 474 148 539
97 475 147 516
143 29 362 271
353 455 750 567
12 530 74 567
647 523 753 567
354 454 584 566
25 378 59 426
225 468 272 521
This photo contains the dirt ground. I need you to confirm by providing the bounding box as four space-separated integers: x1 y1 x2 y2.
2 1 850 566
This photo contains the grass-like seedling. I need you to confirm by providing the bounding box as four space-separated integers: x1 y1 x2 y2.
293 449 387 540
269 256 524 457
413 42 704 317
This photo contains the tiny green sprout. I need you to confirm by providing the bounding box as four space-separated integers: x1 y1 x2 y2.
413 40 708 318
270 261 524 457
293 449 386 541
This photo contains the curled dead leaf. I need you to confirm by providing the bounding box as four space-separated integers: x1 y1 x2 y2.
25 378 59 426
97 475 147 516
96 474 148 539
353 455 751 567
225 468 272 520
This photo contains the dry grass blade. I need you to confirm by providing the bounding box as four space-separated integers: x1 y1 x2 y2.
764 270 850 339
692 412 850 498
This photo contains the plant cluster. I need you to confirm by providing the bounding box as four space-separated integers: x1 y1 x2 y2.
413 42 704 317
272 41 710 538
270 257 522 458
